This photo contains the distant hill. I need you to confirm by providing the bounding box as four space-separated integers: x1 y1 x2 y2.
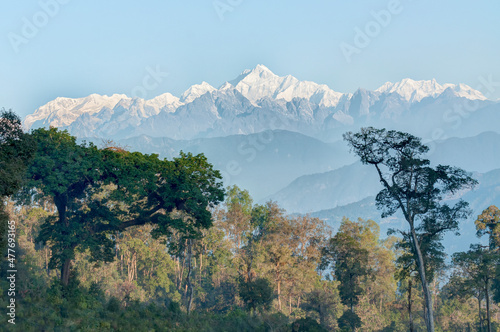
307 168 500 253
265 162 380 213
84 130 355 201
268 131 500 213
430 131 500 173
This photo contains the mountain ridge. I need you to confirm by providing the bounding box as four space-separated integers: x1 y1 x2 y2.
24 65 491 142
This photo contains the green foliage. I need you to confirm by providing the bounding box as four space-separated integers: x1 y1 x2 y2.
291 317 328 332
321 218 371 310
476 205 500 249
238 277 274 312
0 109 36 197
344 127 477 332
23 128 225 285
106 296 121 312
302 280 343 330
337 310 362 331
494 267 500 303
4 128 498 331
0 109 35 251
393 226 446 285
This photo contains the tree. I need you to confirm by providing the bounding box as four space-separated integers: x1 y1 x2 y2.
222 185 253 251
452 245 500 332
344 127 477 331
321 218 371 313
352 220 397 331
475 205 500 249
302 280 343 330
392 223 446 332
0 109 35 251
468 205 500 332
238 276 274 313
338 310 362 331
291 317 328 332
23 128 224 286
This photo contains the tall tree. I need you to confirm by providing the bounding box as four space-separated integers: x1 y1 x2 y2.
471 205 500 331
344 127 477 331
23 128 224 286
452 245 499 332
0 109 35 251
321 218 371 314
393 229 445 332
222 185 253 250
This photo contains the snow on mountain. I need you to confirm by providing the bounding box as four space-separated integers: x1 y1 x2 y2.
146 92 183 112
24 93 128 129
180 82 216 103
227 64 344 107
23 65 495 142
25 92 181 132
376 78 486 102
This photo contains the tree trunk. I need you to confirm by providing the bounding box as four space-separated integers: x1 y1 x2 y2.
277 279 282 311
45 247 51 277
319 303 325 327
179 252 187 290
186 239 194 314
134 253 137 281
410 225 434 332
485 279 491 332
478 297 483 332
61 258 71 286
408 277 414 332
199 252 203 285
55 194 73 286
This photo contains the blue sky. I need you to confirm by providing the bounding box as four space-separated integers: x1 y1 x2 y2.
2 0 500 118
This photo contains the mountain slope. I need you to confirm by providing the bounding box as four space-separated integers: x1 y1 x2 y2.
308 167 500 253
266 162 380 213
270 131 500 214
85 130 355 201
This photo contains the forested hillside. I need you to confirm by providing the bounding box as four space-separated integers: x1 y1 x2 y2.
1 109 500 331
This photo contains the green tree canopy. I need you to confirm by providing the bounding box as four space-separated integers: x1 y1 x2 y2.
452 245 500 332
23 128 224 286
321 218 371 312
0 109 36 251
475 205 500 249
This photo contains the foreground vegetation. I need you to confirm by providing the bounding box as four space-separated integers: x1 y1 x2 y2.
1 109 500 331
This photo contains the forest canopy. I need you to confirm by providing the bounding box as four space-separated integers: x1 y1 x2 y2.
0 117 499 331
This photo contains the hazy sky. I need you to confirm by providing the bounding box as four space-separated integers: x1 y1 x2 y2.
2 0 499 118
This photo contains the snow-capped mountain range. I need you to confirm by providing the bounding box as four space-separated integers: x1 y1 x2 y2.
24 64 492 141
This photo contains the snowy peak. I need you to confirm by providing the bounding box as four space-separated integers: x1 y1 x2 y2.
226 64 343 106
148 92 181 107
180 82 216 103
24 66 493 140
376 78 486 102
232 64 277 84
24 93 128 129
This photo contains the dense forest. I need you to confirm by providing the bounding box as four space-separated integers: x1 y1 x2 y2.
1 109 500 331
